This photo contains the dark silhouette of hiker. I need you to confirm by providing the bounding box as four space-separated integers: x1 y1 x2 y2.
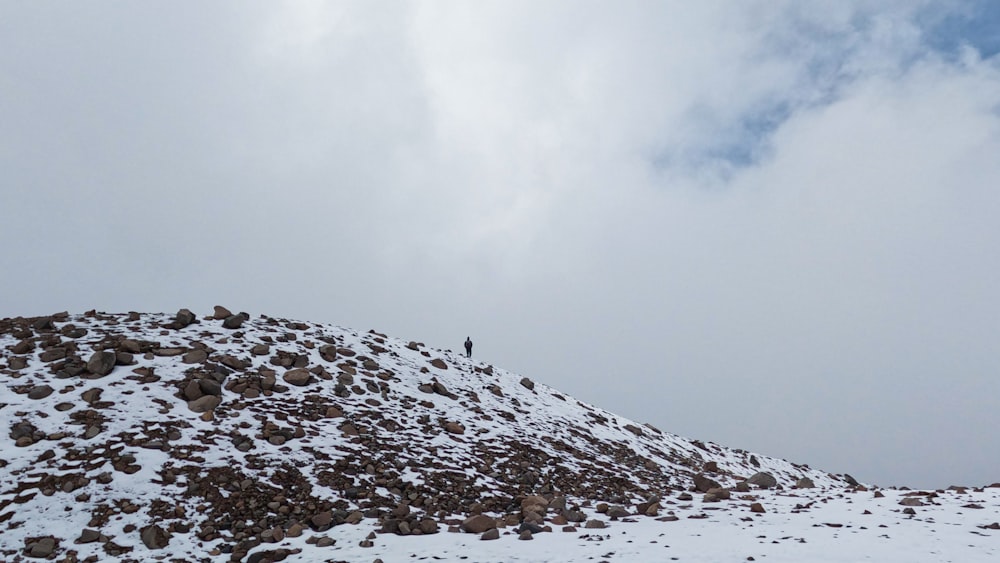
464 337 473 358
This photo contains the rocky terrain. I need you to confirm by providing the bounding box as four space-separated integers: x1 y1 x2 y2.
1 309 996 562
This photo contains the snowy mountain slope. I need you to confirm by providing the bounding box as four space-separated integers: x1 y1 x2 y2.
1 309 996 562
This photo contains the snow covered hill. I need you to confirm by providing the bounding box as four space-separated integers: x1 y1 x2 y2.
1 309 997 562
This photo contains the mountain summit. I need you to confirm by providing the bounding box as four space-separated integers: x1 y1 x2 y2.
2 309 996 562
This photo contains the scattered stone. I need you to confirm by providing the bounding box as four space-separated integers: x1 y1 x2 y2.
28 385 54 400
86 351 116 376
461 515 497 534
480 528 500 540
693 473 722 493
187 395 221 413
77 529 101 544
213 305 233 319
747 472 778 489
25 536 57 558
283 369 311 387
520 377 535 390
140 525 171 549
223 314 247 329
795 477 816 489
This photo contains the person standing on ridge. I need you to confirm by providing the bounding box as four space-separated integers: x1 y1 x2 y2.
464 336 473 358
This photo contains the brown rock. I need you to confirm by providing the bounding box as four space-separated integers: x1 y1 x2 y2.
429 358 448 370
213 305 233 319
311 511 333 530
693 473 722 493
584 519 606 529
520 377 535 390
187 395 220 413
28 385 54 400
77 529 101 544
283 369 311 387
26 536 57 558
444 421 465 434
223 314 246 329
182 349 208 364
461 514 497 534
184 380 204 401
750 502 766 513
86 350 116 376
480 528 500 540
141 524 171 549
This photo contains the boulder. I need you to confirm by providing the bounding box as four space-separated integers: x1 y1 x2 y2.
480 528 500 540
175 308 196 328
187 395 221 413
520 377 535 390
747 472 778 489
141 524 171 549
223 314 247 329
26 536 57 558
461 515 497 534
86 351 116 376
182 349 208 364
283 369 311 387
28 385 54 400
693 473 722 493
795 477 816 489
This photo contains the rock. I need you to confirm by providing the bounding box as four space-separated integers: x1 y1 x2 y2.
213 305 233 319
419 519 439 534
844 474 860 487
283 369 311 387
319 345 338 362
750 503 766 513
198 378 222 396
707 487 731 500
11 339 34 354
518 530 534 540
795 477 816 489
141 524 171 549
223 314 246 329
606 505 630 518
444 421 465 434
28 385 54 400
520 377 535 390
184 380 203 401
187 395 221 413
747 472 778 489
86 350 116 376
429 358 448 370
735 481 751 493
26 536 56 558
175 308 196 328
312 511 333 529
584 519 606 529
77 529 101 543
693 473 722 493
182 349 208 364
461 515 497 534
480 528 500 540
899 497 925 507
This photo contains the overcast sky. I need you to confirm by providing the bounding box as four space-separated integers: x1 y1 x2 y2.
3 1 999 489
